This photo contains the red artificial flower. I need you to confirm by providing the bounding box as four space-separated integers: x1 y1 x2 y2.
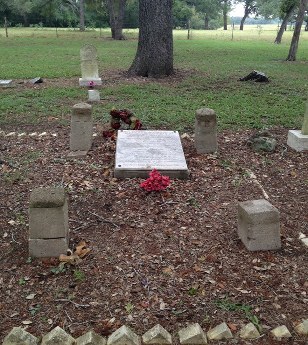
140 169 171 192
88 81 95 89
110 109 121 118
103 130 115 138
133 120 142 130
111 121 121 130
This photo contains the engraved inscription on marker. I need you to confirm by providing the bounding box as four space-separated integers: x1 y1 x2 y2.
114 130 189 179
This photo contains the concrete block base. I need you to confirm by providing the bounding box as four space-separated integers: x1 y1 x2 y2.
88 89 100 102
287 130 308 152
238 199 281 251
29 238 68 257
67 150 88 159
79 77 102 87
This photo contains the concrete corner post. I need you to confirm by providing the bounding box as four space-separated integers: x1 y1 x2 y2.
287 100 308 152
88 89 100 102
69 102 93 157
238 199 281 251
301 100 308 135
194 108 217 153
29 187 69 257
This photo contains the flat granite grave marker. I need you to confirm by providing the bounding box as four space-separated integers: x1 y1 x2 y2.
114 130 189 179
79 44 102 87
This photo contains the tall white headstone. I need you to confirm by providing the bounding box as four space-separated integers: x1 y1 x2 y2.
79 44 102 87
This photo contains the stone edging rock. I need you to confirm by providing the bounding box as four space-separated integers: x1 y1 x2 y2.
3 320 308 344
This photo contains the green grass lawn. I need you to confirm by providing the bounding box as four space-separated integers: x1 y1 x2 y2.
0 26 307 130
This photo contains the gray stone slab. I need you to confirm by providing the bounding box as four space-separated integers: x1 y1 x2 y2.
114 130 189 179
0 79 13 87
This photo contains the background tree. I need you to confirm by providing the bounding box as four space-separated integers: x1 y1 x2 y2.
275 0 298 43
79 0 85 30
257 0 281 19
222 0 232 30
122 0 138 28
0 0 12 37
234 0 258 30
286 0 308 60
192 0 222 30
33 0 79 28
128 0 173 77
173 0 194 28
106 0 127 39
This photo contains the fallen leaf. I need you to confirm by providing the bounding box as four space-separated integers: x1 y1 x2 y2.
26 293 36 300
59 254 82 265
193 264 202 272
162 266 174 275
228 323 237 332
160 302 166 310
74 240 90 258
22 320 32 325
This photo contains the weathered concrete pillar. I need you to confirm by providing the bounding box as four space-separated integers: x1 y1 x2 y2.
194 108 217 153
238 199 281 251
29 187 69 257
88 89 100 102
69 102 93 157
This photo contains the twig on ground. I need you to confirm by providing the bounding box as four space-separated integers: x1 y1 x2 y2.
88 211 120 228
72 221 97 232
55 299 91 308
246 169 269 199
159 201 178 206
11 232 22 245
133 267 151 297
64 309 73 323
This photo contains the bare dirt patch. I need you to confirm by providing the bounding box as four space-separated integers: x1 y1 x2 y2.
11 68 206 90
0 125 307 344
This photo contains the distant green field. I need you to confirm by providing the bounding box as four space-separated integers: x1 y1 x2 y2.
0 26 307 130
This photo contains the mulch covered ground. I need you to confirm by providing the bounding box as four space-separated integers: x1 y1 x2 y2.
0 124 307 344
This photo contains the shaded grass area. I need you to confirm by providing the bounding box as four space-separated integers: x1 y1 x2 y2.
0 28 307 130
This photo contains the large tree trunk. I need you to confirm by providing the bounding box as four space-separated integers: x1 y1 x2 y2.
79 0 85 31
107 0 127 40
274 4 296 44
128 0 173 78
286 0 308 61
223 0 228 30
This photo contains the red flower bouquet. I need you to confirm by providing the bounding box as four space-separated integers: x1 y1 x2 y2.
103 108 142 138
140 169 171 192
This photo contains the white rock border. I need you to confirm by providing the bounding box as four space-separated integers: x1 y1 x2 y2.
3 320 308 345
